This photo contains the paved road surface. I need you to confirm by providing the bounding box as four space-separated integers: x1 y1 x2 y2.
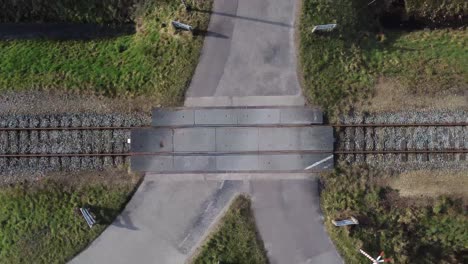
71 179 223 264
71 0 343 263
250 180 343 264
186 0 304 106
72 178 342 264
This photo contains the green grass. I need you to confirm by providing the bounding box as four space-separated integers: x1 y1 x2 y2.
193 195 267 264
320 165 468 263
0 0 213 106
0 0 138 24
0 175 138 264
300 0 467 116
405 0 467 25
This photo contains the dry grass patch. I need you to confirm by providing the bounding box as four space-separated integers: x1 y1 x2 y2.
359 77 468 112
388 169 468 201
0 90 157 115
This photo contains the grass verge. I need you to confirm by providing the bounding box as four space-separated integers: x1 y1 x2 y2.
320 165 467 263
0 0 213 106
300 0 467 116
0 170 140 264
193 195 268 264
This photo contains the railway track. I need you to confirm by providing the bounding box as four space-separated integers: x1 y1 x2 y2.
334 123 468 164
0 122 467 173
0 125 142 173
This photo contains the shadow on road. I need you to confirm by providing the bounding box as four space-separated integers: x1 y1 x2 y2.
112 211 139 231
0 23 135 41
192 28 229 39
191 8 292 28
89 205 139 231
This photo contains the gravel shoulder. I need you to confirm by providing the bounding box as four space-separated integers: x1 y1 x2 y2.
0 90 157 116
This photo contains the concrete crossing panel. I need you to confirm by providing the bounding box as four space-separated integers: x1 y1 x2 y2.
194 109 237 125
135 106 334 173
152 109 194 126
131 153 334 172
236 108 280 124
216 155 259 171
298 126 334 150
215 128 258 151
131 128 173 152
258 154 333 170
151 107 323 126
131 155 173 172
258 127 333 151
174 156 216 171
173 128 216 152
280 108 322 124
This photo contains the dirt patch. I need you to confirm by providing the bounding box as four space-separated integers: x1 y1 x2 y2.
388 169 468 202
1 168 142 188
0 90 160 116
358 77 468 113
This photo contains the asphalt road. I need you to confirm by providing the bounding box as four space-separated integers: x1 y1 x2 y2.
70 179 225 264
186 0 304 106
71 0 343 263
71 178 342 264
250 180 343 264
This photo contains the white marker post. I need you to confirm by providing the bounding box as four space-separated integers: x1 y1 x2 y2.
172 21 193 31
312 24 337 33
332 216 359 227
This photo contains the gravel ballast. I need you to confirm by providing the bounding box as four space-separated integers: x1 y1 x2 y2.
337 110 468 173
0 112 150 184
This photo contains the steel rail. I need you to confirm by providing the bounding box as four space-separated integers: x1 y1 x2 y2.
0 122 467 131
332 122 468 128
1 149 467 158
334 149 468 154
0 126 150 131
0 150 332 158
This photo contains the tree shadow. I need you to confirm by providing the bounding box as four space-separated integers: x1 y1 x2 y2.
0 23 135 41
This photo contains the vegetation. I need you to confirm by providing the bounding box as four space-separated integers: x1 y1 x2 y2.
300 0 467 116
0 0 139 24
0 0 213 106
0 171 139 263
405 0 467 25
193 195 267 264
320 165 468 263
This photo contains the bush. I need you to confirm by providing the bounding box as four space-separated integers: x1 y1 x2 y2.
0 0 140 24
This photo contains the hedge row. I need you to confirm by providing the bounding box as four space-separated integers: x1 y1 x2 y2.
404 0 467 26
0 0 140 24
